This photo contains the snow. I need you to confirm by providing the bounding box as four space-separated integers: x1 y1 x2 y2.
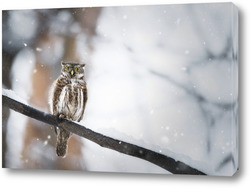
2 89 28 105
36 47 42 52
4 47 35 168
83 127 215 175
8 10 38 40
190 59 238 103
5 110 28 168
81 3 238 176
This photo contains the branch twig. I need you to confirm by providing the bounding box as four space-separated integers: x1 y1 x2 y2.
2 94 206 175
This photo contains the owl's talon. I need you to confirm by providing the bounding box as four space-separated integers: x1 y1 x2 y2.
58 114 66 119
66 115 73 121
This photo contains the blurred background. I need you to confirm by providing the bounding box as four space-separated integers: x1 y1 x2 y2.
2 3 238 175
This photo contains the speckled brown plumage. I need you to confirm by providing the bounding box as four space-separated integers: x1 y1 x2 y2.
49 61 87 157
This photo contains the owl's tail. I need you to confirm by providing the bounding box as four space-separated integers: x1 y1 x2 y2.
56 128 71 157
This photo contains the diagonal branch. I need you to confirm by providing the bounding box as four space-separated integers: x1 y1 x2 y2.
2 94 206 175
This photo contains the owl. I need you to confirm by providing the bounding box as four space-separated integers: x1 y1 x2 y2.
49 61 88 157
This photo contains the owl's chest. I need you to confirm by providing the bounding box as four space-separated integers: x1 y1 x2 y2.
57 81 83 113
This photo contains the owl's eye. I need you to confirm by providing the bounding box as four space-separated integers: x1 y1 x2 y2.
65 66 70 70
76 67 80 71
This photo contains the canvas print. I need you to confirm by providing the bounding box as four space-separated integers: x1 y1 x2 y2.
2 2 238 176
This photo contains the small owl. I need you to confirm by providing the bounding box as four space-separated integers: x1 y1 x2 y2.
49 61 88 157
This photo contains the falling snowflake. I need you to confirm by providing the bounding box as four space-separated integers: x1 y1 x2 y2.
36 47 42 52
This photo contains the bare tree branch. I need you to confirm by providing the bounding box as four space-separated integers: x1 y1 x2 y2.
2 94 206 175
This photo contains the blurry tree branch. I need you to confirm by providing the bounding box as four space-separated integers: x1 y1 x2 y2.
2 94 206 175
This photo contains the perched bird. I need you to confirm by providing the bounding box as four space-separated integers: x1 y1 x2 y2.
49 61 88 157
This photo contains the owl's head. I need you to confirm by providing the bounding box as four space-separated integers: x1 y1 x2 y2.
61 61 85 79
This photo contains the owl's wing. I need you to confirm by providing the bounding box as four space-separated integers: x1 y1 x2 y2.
83 87 88 112
50 77 67 116
78 86 88 122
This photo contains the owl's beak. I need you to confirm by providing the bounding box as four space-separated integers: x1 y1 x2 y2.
71 70 74 76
